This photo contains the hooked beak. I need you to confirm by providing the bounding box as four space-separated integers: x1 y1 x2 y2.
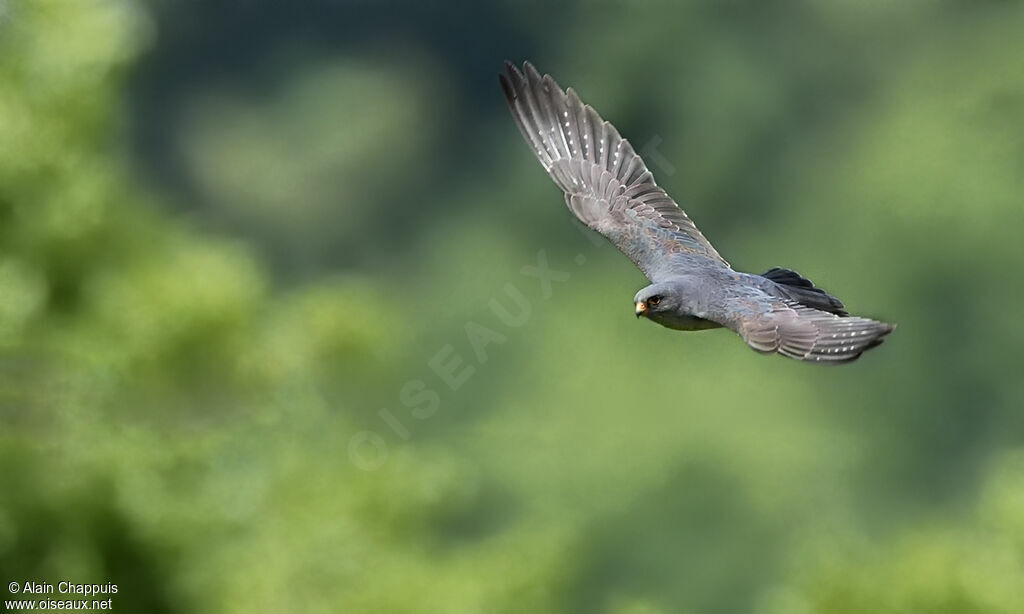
635 301 647 318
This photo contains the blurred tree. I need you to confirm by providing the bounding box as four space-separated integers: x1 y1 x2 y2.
1 0 1023 612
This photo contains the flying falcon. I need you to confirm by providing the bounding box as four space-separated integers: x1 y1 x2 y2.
500 61 893 363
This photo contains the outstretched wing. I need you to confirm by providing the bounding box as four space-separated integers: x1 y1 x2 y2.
500 61 728 281
724 297 894 364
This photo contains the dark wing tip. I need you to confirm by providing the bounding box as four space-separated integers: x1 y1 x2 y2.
501 61 535 101
498 72 514 102
523 61 543 84
504 60 523 82
832 319 895 363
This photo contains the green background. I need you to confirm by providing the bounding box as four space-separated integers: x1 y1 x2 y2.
2 1 1024 612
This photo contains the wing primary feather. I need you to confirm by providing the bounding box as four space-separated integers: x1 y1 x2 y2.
503 63 557 169
523 64 564 162
735 300 893 364
502 76 554 170
500 61 730 276
527 65 569 160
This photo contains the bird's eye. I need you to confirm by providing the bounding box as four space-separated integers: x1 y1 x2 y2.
648 296 661 306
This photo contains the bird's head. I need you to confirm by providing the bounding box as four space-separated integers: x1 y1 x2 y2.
634 283 680 319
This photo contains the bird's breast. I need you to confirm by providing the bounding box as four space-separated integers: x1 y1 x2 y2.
649 312 722 331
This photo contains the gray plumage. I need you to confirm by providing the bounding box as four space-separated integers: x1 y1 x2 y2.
500 61 894 364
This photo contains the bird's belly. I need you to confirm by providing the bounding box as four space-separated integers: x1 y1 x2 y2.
652 313 722 331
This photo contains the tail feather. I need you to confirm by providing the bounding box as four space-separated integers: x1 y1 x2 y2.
761 267 848 316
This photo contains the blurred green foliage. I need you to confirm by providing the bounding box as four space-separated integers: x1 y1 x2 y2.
2 0 1024 612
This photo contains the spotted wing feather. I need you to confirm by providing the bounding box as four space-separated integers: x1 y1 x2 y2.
500 61 727 281
733 299 893 364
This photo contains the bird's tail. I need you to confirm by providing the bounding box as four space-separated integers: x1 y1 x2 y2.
761 267 848 316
